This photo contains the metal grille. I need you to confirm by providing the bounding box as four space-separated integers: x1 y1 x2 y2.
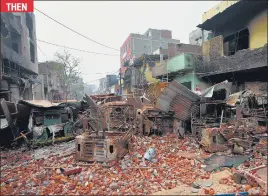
95 142 105 156
83 142 94 158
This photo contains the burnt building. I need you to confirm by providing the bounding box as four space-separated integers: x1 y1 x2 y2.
1 13 39 102
195 0 268 94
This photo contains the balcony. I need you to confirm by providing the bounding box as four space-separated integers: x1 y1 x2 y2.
195 44 268 77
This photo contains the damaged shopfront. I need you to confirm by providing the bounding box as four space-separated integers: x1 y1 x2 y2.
192 82 268 154
18 100 75 146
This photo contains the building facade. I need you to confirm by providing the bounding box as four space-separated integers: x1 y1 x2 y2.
69 77 84 100
34 61 64 101
1 12 38 102
120 28 181 74
84 84 96 95
97 77 107 94
195 0 268 93
189 28 212 46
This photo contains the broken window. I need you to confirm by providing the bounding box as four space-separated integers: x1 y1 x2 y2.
212 89 227 100
224 28 249 56
26 13 34 39
30 42 35 63
10 30 21 54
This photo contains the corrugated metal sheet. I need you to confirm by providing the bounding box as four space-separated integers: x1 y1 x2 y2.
53 100 78 103
201 80 232 98
156 80 200 121
19 100 62 108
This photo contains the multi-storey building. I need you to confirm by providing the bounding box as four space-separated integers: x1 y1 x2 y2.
97 77 107 94
34 61 64 101
189 28 212 46
120 28 181 74
70 77 84 100
195 0 268 94
1 12 38 102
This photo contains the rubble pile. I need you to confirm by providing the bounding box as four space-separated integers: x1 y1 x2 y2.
1 133 267 195
0 134 200 195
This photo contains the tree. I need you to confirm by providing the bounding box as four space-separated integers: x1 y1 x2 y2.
70 78 84 100
54 50 81 101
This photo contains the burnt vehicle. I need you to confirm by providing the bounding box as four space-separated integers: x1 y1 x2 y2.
136 105 174 136
195 88 268 153
75 95 135 162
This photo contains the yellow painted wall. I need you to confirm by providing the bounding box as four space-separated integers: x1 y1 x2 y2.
202 1 238 23
248 10 268 50
140 63 159 83
202 40 210 56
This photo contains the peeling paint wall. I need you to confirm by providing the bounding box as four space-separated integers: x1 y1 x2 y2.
139 63 159 83
202 35 224 58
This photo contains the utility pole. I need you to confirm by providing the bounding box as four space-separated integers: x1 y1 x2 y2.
119 68 122 95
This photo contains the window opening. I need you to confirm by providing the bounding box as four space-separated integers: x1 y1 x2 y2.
224 28 249 56
109 145 114 154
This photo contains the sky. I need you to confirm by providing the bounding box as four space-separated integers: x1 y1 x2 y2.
34 1 219 85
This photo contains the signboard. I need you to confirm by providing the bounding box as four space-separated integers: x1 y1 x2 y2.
1 0 34 12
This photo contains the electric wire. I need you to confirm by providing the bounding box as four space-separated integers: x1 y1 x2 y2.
35 37 120 84
34 8 120 51
85 69 120 84
37 39 119 56
1 15 120 57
